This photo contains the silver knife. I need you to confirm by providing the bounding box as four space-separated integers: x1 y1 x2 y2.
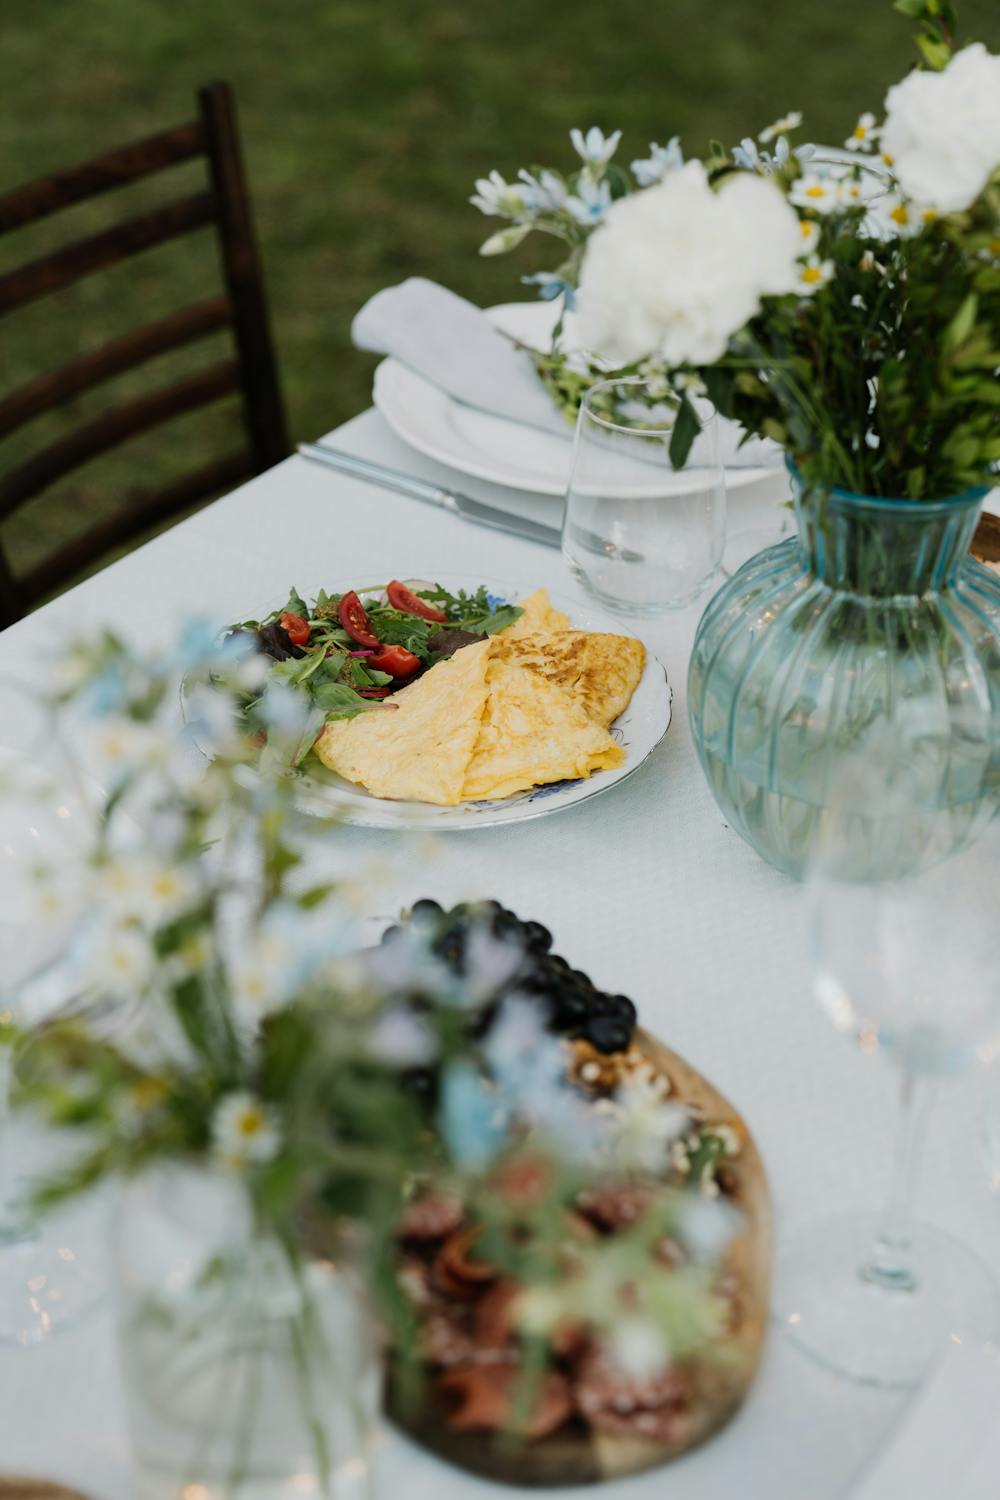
297 442 562 550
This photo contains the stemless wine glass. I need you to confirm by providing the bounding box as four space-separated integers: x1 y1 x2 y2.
778 755 1000 1389
561 377 726 615
0 680 106 1345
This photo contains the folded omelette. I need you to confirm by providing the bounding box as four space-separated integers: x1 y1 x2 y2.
315 589 645 805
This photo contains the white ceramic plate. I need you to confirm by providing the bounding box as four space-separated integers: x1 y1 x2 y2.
373 302 782 498
286 574 672 830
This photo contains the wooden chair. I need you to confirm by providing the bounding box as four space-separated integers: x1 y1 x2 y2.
0 80 289 627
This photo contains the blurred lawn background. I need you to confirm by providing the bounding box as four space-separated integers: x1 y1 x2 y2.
3 0 999 591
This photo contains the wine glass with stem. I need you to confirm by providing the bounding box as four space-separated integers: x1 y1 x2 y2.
777 746 1000 1389
0 677 108 1346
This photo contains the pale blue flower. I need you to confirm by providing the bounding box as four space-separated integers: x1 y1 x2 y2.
470 169 532 218
732 136 760 171
484 998 603 1162
565 176 613 226
79 662 129 718
733 135 792 176
521 272 576 309
631 137 684 187
517 168 567 212
440 1060 508 1169
570 126 622 167
170 617 232 672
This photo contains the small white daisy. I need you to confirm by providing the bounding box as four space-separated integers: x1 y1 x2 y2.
759 110 802 144
845 111 880 152
789 172 842 214
212 1091 281 1168
797 219 820 257
798 256 835 294
881 195 924 238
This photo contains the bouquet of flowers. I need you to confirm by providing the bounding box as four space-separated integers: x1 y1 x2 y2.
471 0 999 501
9 627 739 1490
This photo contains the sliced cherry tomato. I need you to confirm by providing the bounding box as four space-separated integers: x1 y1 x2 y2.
359 686 391 699
386 579 447 623
337 590 380 649
368 644 422 678
279 610 311 647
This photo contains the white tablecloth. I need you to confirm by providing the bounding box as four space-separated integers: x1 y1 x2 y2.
1 411 999 1498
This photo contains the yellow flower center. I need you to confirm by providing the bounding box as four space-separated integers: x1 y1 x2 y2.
882 151 894 166
801 265 824 285
890 204 910 226
920 209 938 224
852 124 867 141
238 1110 264 1138
805 185 827 200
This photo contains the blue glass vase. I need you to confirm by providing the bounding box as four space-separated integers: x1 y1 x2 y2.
688 468 1000 878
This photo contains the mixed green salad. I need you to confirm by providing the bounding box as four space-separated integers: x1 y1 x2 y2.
229 579 522 766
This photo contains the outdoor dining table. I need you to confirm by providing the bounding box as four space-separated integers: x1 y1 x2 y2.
1 407 998 1499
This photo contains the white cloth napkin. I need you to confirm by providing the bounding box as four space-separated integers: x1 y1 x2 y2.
850 1343 1000 1500
352 277 781 470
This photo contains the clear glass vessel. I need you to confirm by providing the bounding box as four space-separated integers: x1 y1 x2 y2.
778 771 1000 1389
688 468 1000 878
562 378 726 615
115 1166 378 1500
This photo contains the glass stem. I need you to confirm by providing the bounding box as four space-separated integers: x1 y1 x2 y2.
861 1067 935 1293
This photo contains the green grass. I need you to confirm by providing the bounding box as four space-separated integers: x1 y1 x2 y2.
3 0 999 589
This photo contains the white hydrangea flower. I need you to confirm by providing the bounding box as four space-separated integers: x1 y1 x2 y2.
845 111 880 152
882 43 1000 213
212 1091 281 1168
577 160 803 367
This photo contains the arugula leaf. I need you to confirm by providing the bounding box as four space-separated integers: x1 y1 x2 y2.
282 586 309 619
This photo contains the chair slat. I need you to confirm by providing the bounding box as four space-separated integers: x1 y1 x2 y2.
16 448 253 609
199 84 289 468
0 192 216 317
0 360 241 520
0 122 204 232
0 296 233 440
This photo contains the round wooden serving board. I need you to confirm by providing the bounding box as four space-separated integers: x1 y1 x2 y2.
386 1027 772 1487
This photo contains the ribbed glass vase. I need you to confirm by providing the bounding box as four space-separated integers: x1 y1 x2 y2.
688 467 1000 878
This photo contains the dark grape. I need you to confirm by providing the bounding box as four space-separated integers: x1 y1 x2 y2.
586 1016 633 1053
609 994 637 1025
547 953 570 974
522 920 552 952
492 909 522 940
409 898 443 927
